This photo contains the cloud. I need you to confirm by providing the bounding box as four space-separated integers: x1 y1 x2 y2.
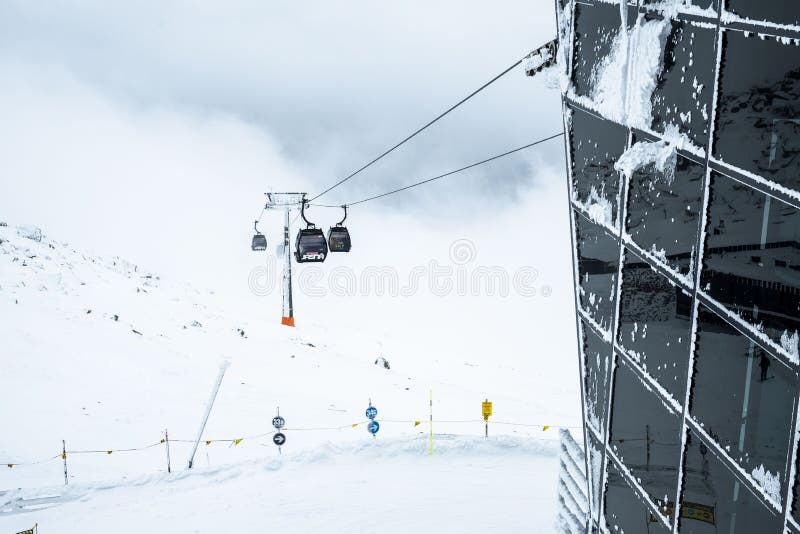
0 57 307 286
0 0 564 210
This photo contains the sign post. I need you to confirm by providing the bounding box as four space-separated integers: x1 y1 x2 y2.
482 399 492 438
273 407 286 454
366 400 379 438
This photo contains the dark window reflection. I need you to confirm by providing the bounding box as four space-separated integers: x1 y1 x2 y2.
604 461 671 533
793 438 800 524
569 107 627 228
617 253 693 402
691 305 796 501
609 362 683 516
643 0 716 10
727 0 800 27
575 211 620 333
582 319 612 434
651 19 716 147
680 430 782 533
572 2 623 98
587 431 604 523
626 147 704 279
714 31 800 192
702 172 800 356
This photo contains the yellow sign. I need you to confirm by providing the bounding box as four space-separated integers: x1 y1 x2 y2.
482 401 492 421
681 502 715 525
648 501 714 526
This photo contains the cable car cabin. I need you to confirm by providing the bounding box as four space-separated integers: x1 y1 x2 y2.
295 228 328 263
327 225 351 252
251 233 268 251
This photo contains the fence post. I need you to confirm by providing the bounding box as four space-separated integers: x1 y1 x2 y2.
62 440 68 485
165 429 172 473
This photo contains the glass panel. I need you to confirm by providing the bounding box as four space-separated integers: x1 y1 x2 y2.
651 19 717 148
569 106 628 229
701 172 800 356
587 431 604 523
572 1 623 98
680 430 783 533
643 0 716 10
625 146 704 280
714 30 800 193
604 461 671 532
582 319 612 434
617 252 693 403
691 305 796 502
575 211 620 333
793 439 800 524
726 0 800 27
609 361 683 515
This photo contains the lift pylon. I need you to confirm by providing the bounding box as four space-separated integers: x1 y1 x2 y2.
265 192 307 327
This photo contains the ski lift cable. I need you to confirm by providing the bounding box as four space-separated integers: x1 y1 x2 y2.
254 206 266 224
309 132 563 208
307 54 532 203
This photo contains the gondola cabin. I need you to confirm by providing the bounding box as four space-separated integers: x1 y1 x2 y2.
295 228 328 262
251 233 267 251
327 225 351 252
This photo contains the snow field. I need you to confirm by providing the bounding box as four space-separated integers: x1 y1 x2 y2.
0 224 578 532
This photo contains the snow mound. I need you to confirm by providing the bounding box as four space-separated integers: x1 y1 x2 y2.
751 464 782 504
614 139 677 183
590 14 671 128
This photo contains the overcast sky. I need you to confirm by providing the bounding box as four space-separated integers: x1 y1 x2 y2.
0 0 563 210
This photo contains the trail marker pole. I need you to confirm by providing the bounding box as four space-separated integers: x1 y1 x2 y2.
187 361 229 469
62 440 68 485
429 390 433 456
482 399 492 438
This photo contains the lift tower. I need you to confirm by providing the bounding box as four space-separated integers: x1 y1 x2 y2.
265 192 306 327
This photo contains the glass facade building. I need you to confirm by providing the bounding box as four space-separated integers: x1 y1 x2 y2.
559 0 800 532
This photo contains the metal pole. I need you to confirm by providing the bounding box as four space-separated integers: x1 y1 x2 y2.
277 406 282 455
281 208 295 326
187 361 230 469
165 428 172 473
62 440 68 485
485 420 488 438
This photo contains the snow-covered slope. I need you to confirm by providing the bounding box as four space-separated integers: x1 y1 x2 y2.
0 223 572 532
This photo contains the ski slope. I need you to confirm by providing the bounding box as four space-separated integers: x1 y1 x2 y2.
0 223 578 532
3 436 559 533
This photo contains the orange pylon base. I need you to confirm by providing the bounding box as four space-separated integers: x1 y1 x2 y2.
281 316 295 327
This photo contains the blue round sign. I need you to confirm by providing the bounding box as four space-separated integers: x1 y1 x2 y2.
367 420 380 435
365 406 378 420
